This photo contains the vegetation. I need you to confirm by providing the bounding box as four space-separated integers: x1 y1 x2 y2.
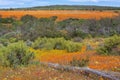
0 41 34 68
97 35 120 55
0 15 120 41
31 48 120 71
2 5 120 10
0 17 15 23
70 57 89 67
0 65 93 80
32 37 82 52
0 9 120 79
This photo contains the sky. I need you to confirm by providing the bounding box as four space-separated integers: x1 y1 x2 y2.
0 0 120 8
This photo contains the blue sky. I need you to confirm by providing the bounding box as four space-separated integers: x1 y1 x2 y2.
0 0 120 8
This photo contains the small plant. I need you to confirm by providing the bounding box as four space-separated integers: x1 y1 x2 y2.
70 57 89 67
0 41 34 68
114 10 119 13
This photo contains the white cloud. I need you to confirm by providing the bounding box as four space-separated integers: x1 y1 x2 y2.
0 0 14 5
0 0 120 8
0 0 49 6
69 0 120 2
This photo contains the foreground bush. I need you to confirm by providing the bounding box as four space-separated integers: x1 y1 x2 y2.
32 38 82 52
70 57 89 67
0 41 34 67
97 35 120 55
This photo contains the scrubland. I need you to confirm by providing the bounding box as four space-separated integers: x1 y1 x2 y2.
0 10 120 80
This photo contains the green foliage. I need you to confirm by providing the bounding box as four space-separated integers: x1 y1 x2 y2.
12 20 23 26
97 35 120 55
50 16 58 21
3 32 21 40
0 15 120 40
70 57 89 67
0 34 19 46
0 17 15 23
0 41 34 68
21 15 37 23
65 41 82 52
13 5 120 10
32 38 82 52
0 38 10 46
32 38 56 50
74 30 89 39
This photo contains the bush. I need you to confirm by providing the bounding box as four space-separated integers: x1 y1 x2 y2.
97 35 120 55
0 41 34 68
65 42 82 52
0 37 18 46
0 38 10 46
32 38 56 50
21 15 37 23
70 57 89 67
32 37 82 52
0 17 15 23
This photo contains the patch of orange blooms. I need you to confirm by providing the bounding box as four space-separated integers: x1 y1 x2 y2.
0 10 119 21
30 45 120 71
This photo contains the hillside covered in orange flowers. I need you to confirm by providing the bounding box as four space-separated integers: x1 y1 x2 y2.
0 10 119 21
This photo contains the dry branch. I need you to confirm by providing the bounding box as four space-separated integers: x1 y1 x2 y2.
40 62 120 80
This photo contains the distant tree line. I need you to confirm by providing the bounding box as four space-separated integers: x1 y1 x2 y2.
1 5 120 11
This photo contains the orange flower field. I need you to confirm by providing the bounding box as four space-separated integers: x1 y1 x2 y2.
30 46 120 71
0 3 120 80
0 10 119 21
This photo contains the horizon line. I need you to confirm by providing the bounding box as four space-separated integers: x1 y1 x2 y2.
0 4 120 9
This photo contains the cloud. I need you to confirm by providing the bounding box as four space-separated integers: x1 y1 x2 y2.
69 0 120 2
0 0 120 8
0 0 15 5
0 0 49 6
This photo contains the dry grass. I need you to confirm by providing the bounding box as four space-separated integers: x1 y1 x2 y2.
0 65 93 80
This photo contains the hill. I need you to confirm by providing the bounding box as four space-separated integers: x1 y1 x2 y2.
1 5 120 10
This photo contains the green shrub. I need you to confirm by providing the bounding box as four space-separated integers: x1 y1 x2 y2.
32 37 66 50
70 57 89 67
0 41 34 68
97 35 120 55
0 17 15 23
32 38 55 50
0 38 10 46
0 32 21 46
0 37 18 46
32 37 82 52
65 42 82 52
21 15 37 23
